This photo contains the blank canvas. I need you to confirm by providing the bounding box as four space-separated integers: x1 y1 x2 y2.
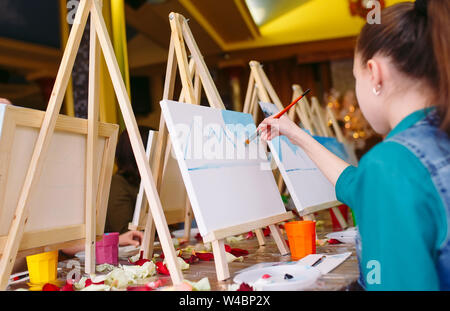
160 100 286 236
258 101 346 212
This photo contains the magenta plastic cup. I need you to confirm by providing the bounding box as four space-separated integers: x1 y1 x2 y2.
95 232 119 265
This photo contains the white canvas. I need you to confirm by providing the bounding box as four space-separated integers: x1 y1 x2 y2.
258 101 344 212
160 100 286 236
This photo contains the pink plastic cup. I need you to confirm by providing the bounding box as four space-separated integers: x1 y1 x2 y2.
95 232 119 265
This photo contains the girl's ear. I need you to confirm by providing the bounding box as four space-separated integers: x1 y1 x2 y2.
366 59 383 93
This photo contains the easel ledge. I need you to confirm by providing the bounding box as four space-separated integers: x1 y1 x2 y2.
298 200 342 217
202 211 294 243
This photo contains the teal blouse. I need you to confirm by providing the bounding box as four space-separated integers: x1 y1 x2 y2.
336 108 447 291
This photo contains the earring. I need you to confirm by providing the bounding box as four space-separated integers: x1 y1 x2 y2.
373 84 381 96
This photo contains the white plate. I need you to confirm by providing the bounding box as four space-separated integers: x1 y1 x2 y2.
233 264 321 291
171 228 199 239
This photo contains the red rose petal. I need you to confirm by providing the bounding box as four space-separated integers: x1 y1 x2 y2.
156 261 170 275
196 252 214 261
194 233 203 242
327 239 342 244
42 283 60 291
229 248 249 257
60 281 74 291
85 279 105 287
134 258 151 266
127 285 153 291
160 252 165 259
224 244 232 253
263 227 271 237
245 231 255 239
146 279 166 290
237 283 253 291
262 274 271 279
183 254 199 264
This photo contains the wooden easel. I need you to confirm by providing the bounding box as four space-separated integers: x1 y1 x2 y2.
291 85 349 228
0 0 183 289
137 59 200 260
144 13 293 281
242 62 348 227
243 62 310 128
243 61 301 195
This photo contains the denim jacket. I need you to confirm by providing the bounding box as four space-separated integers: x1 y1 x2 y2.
356 110 450 290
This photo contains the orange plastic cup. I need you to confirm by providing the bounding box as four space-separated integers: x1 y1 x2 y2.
285 221 316 260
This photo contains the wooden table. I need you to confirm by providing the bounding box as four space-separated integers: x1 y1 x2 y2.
8 228 360 291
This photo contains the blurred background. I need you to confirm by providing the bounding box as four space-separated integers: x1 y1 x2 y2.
0 0 411 156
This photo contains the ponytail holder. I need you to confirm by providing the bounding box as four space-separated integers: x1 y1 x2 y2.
415 0 427 17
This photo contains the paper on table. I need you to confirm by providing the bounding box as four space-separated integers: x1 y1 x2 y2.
297 252 352 275
235 252 352 276
325 227 357 244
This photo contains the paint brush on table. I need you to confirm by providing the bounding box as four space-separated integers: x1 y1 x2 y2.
311 255 326 267
245 88 311 145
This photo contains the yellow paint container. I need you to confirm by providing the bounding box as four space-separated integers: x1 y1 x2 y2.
26 250 58 285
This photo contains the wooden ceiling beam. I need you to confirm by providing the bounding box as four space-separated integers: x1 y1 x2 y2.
0 37 60 74
124 4 170 49
215 36 357 68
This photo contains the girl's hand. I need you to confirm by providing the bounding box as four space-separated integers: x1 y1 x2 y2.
119 230 144 247
258 115 301 143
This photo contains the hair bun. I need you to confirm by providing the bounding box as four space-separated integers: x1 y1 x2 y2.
415 0 427 16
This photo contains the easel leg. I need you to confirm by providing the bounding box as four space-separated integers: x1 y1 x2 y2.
212 239 230 281
255 228 265 246
303 214 316 221
85 1 101 275
0 0 92 290
331 207 348 229
91 1 183 284
141 214 156 259
242 75 254 114
182 200 193 242
269 224 290 256
277 173 285 193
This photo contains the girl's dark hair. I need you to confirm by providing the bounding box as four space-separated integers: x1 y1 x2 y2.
356 0 450 135
116 126 153 186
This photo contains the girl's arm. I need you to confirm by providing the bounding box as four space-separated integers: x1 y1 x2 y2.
258 115 350 186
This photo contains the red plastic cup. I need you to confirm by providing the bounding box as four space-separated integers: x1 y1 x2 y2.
285 221 316 260
95 232 119 265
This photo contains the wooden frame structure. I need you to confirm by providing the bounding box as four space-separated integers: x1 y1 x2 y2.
143 12 294 281
290 85 350 228
242 61 348 226
243 62 307 126
0 103 118 256
129 131 193 239
0 0 184 289
130 59 199 248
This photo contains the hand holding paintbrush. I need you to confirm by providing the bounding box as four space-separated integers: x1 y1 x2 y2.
246 88 311 144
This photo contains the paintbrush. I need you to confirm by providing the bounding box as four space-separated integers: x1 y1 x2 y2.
311 255 326 267
245 88 311 145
